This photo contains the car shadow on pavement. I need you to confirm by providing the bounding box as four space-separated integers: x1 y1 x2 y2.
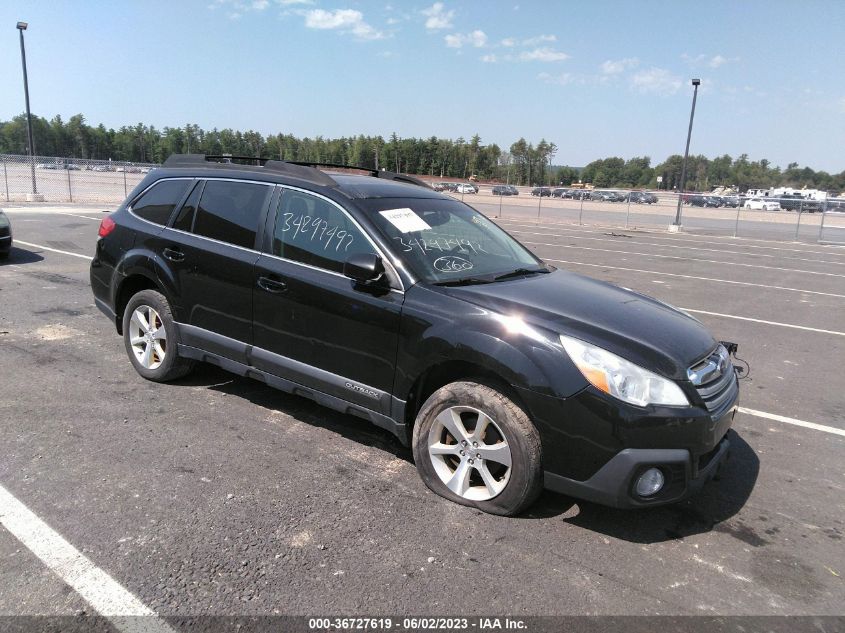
175 363 413 462
522 430 759 543
2 246 45 265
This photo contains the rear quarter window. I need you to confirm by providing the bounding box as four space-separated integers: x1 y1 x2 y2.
131 179 191 225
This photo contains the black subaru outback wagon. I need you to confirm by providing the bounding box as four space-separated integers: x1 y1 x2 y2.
91 155 739 515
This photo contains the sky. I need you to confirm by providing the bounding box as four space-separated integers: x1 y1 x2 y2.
1 1 844 171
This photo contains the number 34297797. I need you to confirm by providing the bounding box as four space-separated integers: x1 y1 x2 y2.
281 213 354 252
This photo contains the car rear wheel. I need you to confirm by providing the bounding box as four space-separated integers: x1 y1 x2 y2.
122 289 194 382
412 381 543 516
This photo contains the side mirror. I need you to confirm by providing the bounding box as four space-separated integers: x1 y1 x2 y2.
343 252 385 284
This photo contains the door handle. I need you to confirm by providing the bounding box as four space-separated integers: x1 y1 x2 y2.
162 247 185 262
257 276 287 293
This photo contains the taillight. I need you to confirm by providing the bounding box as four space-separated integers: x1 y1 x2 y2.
98 216 116 238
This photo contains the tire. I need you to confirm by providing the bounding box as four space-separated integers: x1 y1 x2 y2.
122 289 195 382
412 381 543 516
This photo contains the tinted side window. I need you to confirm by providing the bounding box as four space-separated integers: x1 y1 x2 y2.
272 190 375 274
171 181 203 232
193 180 271 249
132 179 191 225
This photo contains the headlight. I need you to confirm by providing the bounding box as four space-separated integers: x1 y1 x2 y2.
559 334 689 407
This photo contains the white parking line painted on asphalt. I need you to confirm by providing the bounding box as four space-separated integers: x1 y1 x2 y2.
508 228 845 267
15 240 93 261
494 217 845 257
738 408 845 437
60 212 105 221
680 308 845 337
0 483 175 633
524 240 845 278
543 258 845 299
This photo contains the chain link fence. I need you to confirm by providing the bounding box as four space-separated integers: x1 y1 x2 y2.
1 154 157 204
2 154 843 244
444 184 845 245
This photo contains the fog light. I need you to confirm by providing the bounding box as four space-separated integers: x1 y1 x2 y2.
635 468 665 497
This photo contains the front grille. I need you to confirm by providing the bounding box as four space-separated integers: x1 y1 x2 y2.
695 363 738 414
689 346 738 416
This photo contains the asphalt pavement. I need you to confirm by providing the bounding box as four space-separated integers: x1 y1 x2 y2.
0 205 843 629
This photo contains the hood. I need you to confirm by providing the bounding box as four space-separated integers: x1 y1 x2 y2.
441 269 716 380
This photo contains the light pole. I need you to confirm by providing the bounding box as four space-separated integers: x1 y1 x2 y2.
17 21 37 196
672 78 700 227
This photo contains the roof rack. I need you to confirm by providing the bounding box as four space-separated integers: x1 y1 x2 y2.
287 161 432 189
162 154 336 187
161 155 431 190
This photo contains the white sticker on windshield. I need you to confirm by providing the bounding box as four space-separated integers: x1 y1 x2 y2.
379 208 431 233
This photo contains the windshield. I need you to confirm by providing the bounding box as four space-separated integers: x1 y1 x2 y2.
359 197 543 283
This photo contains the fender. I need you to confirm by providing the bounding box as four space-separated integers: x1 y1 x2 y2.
112 249 180 319
395 286 588 405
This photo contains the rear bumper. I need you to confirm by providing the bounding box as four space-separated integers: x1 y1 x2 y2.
544 434 731 508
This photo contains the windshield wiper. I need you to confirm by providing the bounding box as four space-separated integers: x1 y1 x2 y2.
493 267 550 282
434 277 494 287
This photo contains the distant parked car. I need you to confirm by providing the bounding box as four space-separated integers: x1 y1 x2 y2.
531 187 551 197
492 185 516 196
456 183 477 194
703 196 723 208
593 191 624 202
721 195 740 208
744 198 780 211
506 185 519 196
551 188 567 198
0 210 12 259
627 191 658 204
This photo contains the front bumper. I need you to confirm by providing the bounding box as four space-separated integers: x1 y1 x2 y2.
544 434 731 508
517 371 739 509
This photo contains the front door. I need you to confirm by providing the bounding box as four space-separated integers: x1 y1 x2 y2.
252 188 404 414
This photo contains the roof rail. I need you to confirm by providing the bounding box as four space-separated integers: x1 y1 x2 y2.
160 155 431 190
161 154 336 187
287 161 432 189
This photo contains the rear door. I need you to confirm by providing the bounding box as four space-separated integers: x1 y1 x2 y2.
157 178 273 363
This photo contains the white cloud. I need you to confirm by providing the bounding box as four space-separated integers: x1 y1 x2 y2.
630 67 683 96
303 8 384 40
481 54 497 63
522 34 556 46
538 71 573 86
682 52 735 69
708 54 728 68
421 2 454 30
519 47 569 62
500 37 516 47
445 30 487 48
600 57 639 74
252 0 269 8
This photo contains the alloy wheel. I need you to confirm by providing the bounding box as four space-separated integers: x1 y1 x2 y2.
128 304 167 370
427 405 512 501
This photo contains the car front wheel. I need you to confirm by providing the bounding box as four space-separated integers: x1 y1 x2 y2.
412 381 543 516
122 289 195 382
